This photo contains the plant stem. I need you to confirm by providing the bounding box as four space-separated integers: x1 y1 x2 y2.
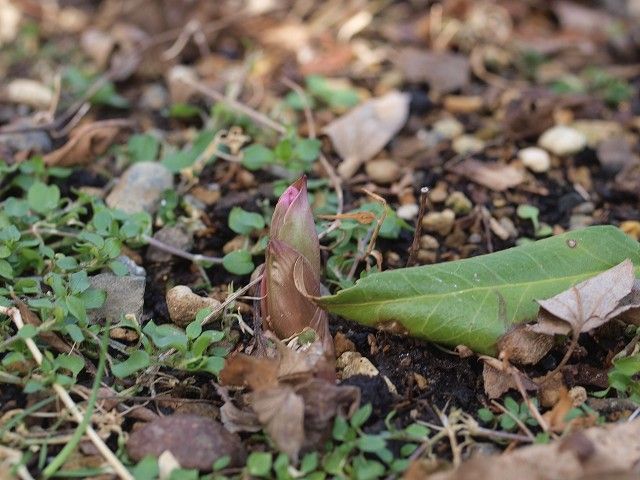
0 306 133 480
142 234 223 265
42 331 108 477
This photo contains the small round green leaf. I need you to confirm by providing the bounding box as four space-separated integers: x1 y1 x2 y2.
222 250 255 275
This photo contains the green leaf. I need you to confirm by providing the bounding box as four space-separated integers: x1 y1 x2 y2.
128 134 160 162
143 321 188 352
66 295 87 323
477 408 495 423
317 226 640 355
222 250 255 275
186 321 202 340
247 452 272 477
356 435 386 452
350 404 372 429
112 350 150 378
69 271 90 294
27 181 60 214
109 260 129 277
228 207 265 235
0 259 13 279
242 144 275 170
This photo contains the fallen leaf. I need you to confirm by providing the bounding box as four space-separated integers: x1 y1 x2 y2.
219 339 359 460
481 356 537 399
248 386 305 460
396 48 470 96
497 325 555 365
530 260 640 337
448 158 525 191
542 386 573 432
425 418 640 480
43 120 126 167
323 90 410 179
126 414 246 471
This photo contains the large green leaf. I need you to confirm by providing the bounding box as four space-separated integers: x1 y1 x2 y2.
318 226 640 354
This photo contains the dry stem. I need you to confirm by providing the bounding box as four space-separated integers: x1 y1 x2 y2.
0 306 133 480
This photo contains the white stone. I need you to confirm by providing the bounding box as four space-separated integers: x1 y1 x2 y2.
518 147 551 173
397 203 419 220
433 117 464 140
452 134 485 155
538 125 587 156
365 159 401 184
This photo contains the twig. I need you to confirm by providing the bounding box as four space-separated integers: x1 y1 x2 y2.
43 331 108 478
406 187 430 267
200 273 264 326
142 234 223 265
0 306 133 480
181 76 286 134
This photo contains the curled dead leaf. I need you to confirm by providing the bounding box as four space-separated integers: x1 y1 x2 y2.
480 356 537 399
448 158 524 192
529 260 640 337
323 90 410 179
43 120 129 167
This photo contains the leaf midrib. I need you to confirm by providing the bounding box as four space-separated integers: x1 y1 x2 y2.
324 266 640 309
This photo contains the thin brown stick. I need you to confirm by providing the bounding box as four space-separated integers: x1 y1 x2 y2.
142 234 223 265
181 77 286 134
0 306 133 480
406 187 430 267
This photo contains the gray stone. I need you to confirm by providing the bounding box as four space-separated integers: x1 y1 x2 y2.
146 226 193 263
88 273 145 322
569 214 594 230
127 414 246 471
106 162 173 214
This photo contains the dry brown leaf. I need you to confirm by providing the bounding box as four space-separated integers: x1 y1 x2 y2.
424 418 640 480
497 325 555 365
323 90 410 179
481 356 537 399
396 48 470 96
529 260 640 337
448 158 524 191
542 386 573 433
248 387 305 460
43 120 125 167
219 340 358 460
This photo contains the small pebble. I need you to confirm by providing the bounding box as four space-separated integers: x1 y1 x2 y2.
417 250 437 264
428 182 448 203
433 117 464 140
166 286 221 327
146 227 193 263
538 125 587 156
397 203 419 220
445 191 473 215
569 214 594 230
422 209 455 236
518 147 551 173
365 159 401 184
337 352 379 378
419 234 439 250
572 202 594 215
452 134 485 155
106 162 174 214
620 220 640 240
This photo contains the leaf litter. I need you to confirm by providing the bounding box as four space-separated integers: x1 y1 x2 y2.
2 1 640 478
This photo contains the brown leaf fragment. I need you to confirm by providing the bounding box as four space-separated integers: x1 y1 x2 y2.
542 386 574 432
530 260 639 337
395 48 470 96
126 415 246 471
248 387 305 461
43 120 126 167
497 325 555 365
426 419 640 480
481 356 537 399
448 158 525 191
15 300 74 356
323 90 410 179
